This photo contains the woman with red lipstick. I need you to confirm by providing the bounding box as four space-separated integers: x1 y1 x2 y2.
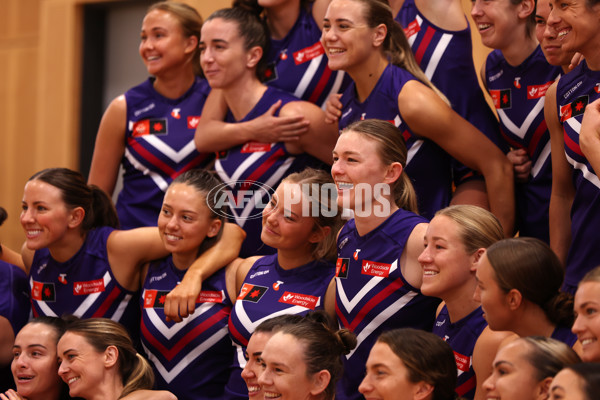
88 1 214 230
470 0 561 243
418 205 512 400
196 6 338 258
331 119 441 400
225 168 342 400
545 0 600 294
321 0 514 232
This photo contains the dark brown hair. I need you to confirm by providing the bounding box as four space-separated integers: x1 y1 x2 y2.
377 328 457 400
274 312 356 400
486 237 574 327
205 7 270 81
29 168 119 232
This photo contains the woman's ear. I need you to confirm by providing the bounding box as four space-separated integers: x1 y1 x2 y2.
507 288 523 310
207 219 223 238
517 0 536 20
309 370 331 396
413 381 434 400
309 225 331 244
184 34 199 55
247 46 264 69
470 248 486 272
384 162 403 185
68 207 85 229
104 345 119 368
535 376 553 400
372 23 387 47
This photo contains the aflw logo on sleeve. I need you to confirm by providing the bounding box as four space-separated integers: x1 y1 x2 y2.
560 95 589 122
489 89 511 109
31 281 56 301
237 283 268 302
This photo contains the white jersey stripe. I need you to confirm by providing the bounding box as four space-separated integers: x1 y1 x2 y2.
142 326 229 383
124 148 169 191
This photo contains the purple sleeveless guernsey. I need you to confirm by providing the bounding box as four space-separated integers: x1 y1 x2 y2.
396 0 505 184
335 209 440 400
339 64 452 219
226 254 335 399
140 257 233 400
556 60 600 291
485 47 561 242
119 77 214 229
0 261 30 335
215 86 323 257
433 306 487 400
29 227 140 340
265 6 350 108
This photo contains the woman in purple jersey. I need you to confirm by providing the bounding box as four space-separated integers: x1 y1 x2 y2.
483 336 580 400
0 168 241 329
359 328 457 400
418 205 512 400
140 169 238 399
196 7 339 257
545 0 600 292
233 0 347 108
321 0 514 235
474 238 580 349
88 2 213 229
224 168 342 399
196 7 337 164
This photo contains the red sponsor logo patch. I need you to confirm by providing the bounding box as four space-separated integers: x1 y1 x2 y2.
361 260 392 277
527 81 554 99
187 116 201 129
454 351 471 372
336 258 349 278
293 42 325 65
241 142 272 153
73 279 105 295
197 291 223 303
279 291 318 309
403 20 420 38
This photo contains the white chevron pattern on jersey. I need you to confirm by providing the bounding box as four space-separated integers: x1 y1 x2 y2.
215 151 296 227
143 326 229 383
565 118 600 190
144 292 224 339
